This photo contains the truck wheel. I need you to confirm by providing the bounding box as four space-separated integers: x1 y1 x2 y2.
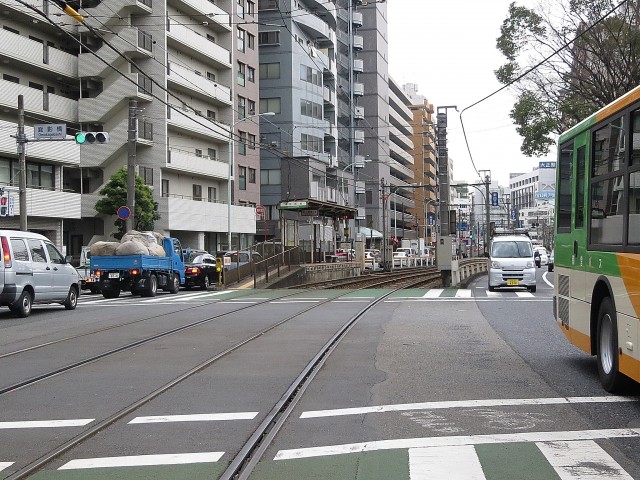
143 274 157 297
64 286 78 310
169 274 180 294
103 287 120 299
10 290 32 318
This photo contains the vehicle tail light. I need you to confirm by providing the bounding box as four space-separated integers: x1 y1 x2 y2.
1 236 11 268
188 267 200 274
95 270 101 277
130 269 139 276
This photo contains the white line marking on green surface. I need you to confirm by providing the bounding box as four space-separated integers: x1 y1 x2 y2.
58 452 225 470
410 445 485 479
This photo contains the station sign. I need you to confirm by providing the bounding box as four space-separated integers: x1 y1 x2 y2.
539 161 556 169
279 201 307 209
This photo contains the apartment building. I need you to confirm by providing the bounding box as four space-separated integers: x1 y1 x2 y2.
510 161 556 233
0 0 260 255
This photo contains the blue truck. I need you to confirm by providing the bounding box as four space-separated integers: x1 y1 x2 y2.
90 237 185 298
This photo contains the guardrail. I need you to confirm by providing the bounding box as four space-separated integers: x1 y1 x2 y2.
457 258 488 286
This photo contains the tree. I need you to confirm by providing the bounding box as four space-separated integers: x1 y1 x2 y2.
496 0 640 157
95 168 160 239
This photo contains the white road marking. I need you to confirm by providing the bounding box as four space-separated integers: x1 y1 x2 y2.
410 445 485 480
543 272 554 288
274 428 640 460
485 290 502 297
78 297 123 305
332 300 373 303
0 463 14 472
537 440 633 479
515 292 535 298
58 452 224 470
142 291 227 303
218 301 257 304
300 396 636 418
271 300 321 304
129 412 258 424
0 419 93 429
454 290 472 298
422 289 443 298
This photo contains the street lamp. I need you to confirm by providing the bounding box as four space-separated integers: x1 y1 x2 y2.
227 111 275 250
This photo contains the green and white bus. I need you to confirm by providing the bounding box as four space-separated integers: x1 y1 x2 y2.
555 85 640 392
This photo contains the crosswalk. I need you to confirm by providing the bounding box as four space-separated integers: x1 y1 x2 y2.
76 288 551 307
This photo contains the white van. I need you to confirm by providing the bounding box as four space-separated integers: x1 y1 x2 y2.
0 230 80 317
487 234 537 292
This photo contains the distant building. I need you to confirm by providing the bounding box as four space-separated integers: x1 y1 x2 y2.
509 162 556 237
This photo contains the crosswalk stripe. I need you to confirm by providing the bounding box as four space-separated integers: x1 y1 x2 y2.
422 289 443 298
485 290 501 297
0 463 13 472
274 428 640 460
410 445 485 480
58 452 225 470
515 292 535 298
454 290 472 298
0 419 93 429
129 412 258 424
536 440 633 479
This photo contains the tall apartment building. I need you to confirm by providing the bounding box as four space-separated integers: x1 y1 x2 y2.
0 0 260 255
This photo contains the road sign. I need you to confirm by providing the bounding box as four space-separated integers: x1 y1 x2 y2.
117 206 131 220
256 204 265 216
279 201 307 209
34 123 66 140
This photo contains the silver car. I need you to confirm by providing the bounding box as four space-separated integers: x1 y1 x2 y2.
0 230 80 317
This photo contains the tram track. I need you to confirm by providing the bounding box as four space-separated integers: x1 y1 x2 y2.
3 279 427 479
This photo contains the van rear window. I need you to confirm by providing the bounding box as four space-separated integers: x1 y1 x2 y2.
10 239 29 261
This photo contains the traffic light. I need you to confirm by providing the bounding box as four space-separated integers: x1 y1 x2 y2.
75 132 109 144
0 193 8 217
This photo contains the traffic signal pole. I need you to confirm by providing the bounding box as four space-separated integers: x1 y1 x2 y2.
126 99 137 232
17 95 27 231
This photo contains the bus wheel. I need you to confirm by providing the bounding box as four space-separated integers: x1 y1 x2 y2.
597 297 625 392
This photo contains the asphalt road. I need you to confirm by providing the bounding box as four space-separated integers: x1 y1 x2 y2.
0 269 639 479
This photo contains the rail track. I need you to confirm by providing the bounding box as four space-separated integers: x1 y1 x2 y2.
294 266 443 290
4 277 432 479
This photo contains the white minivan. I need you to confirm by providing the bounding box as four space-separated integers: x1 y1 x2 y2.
0 230 80 317
487 234 537 293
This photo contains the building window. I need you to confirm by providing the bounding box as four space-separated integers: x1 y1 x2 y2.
238 131 247 155
207 33 216 43
300 99 323 120
207 72 216 82
238 96 246 119
237 62 245 86
3 74 19 84
0 158 54 190
259 97 280 114
300 65 322 86
301 133 323 153
259 63 280 79
249 168 256 183
237 0 244 17
247 32 255 49
193 184 202 201
3 26 19 34
195 149 203 157
208 186 217 203
162 179 169 197
258 31 280 45
237 28 245 52
239 166 247 190
247 0 255 15
248 99 256 115
247 66 255 83
207 109 216 120
208 148 217 160
260 169 281 185
248 133 256 149
138 30 153 51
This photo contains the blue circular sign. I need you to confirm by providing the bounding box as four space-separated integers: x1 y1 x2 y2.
117 206 131 220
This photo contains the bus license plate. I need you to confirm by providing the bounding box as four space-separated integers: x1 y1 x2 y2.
108 272 120 279
507 279 518 286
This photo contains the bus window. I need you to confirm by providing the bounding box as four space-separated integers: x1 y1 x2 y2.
557 141 573 233
629 171 640 244
575 145 586 229
591 175 624 245
592 117 625 177
632 110 640 166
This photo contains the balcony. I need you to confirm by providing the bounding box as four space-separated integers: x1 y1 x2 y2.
354 130 365 144
353 35 364 50
79 73 152 123
158 196 256 233
166 148 229 179
167 62 232 106
304 0 337 28
0 0 76 35
81 0 152 29
2 186 81 219
294 11 333 44
390 125 414 151
0 120 79 166
169 0 231 31
167 105 231 142
389 141 414 165
354 106 365 119
352 12 363 26
0 29 77 80
389 158 414 180
79 27 152 78
167 19 232 69
353 58 364 73
353 82 364 96
0 80 77 123
389 89 414 122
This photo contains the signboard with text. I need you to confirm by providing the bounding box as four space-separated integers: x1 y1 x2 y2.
34 123 66 140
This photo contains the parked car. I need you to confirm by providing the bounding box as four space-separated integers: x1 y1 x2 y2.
218 250 262 270
0 230 80 317
184 253 218 290
548 249 555 272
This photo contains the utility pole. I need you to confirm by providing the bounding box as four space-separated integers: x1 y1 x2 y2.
17 95 27 231
484 173 491 255
381 177 387 270
126 99 137 232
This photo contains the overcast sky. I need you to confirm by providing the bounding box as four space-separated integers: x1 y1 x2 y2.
387 0 556 187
